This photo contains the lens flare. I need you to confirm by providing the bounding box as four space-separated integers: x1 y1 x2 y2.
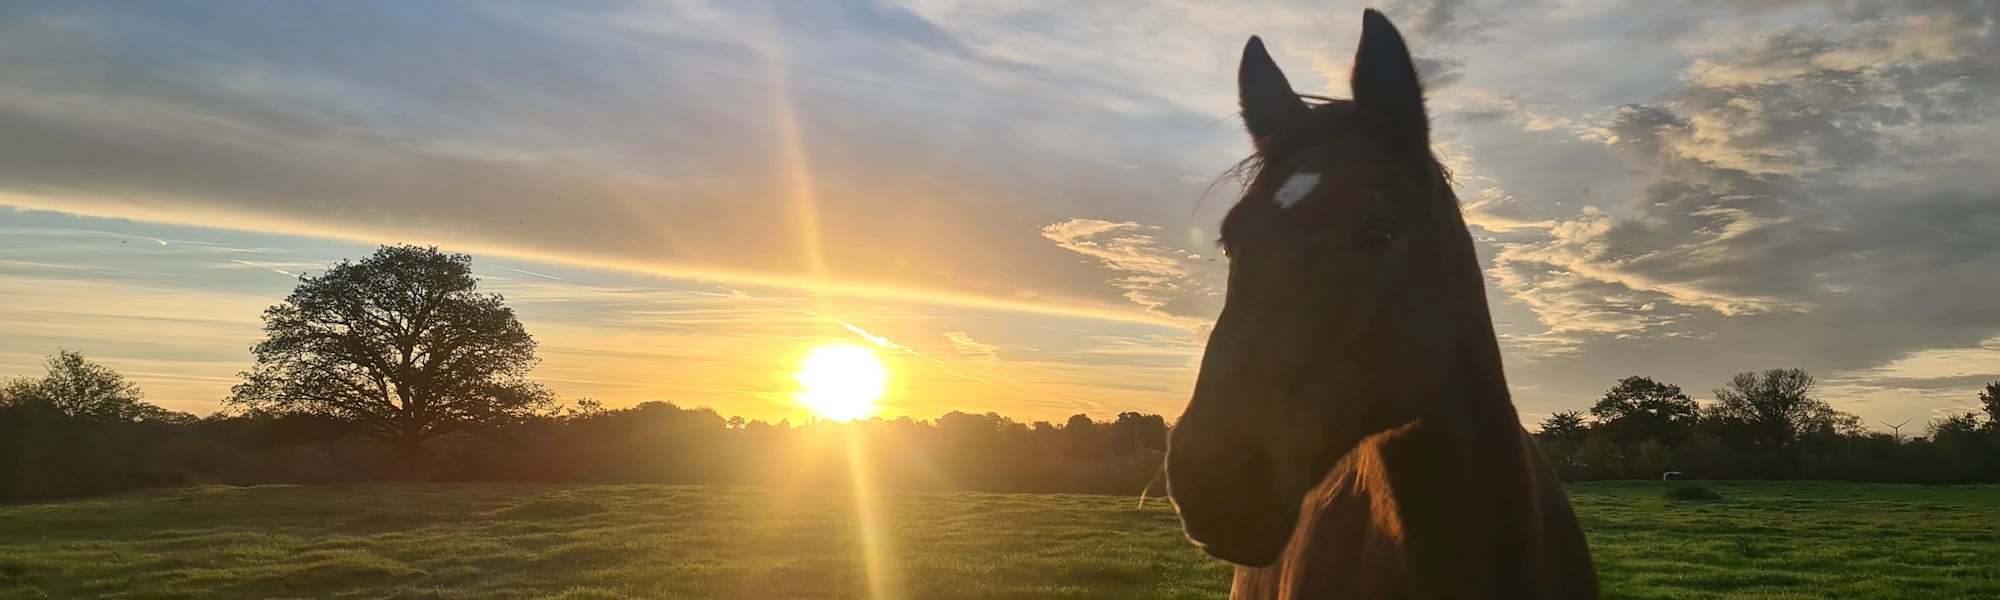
794 344 886 421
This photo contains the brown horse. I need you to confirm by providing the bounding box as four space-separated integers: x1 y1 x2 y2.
1164 10 1600 599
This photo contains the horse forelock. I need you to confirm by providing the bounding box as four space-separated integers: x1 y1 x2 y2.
1216 97 1458 251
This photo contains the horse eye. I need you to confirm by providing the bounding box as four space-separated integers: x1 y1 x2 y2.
1360 216 1399 246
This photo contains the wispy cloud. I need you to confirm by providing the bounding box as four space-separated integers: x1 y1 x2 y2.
1039 218 1220 321
840 322 902 349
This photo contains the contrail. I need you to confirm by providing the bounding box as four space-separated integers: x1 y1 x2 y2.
488 264 566 281
842 323 901 349
229 259 294 277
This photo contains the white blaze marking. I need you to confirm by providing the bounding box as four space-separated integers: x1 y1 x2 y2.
1273 172 1320 209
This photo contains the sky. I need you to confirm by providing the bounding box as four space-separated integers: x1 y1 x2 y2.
1 0 1996 429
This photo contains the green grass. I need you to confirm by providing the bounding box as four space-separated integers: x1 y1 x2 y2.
1572 481 1998 599
0 481 1993 599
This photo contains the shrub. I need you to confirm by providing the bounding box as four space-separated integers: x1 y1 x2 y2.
1664 484 1722 501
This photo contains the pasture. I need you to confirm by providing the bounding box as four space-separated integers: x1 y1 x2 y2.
0 481 1992 599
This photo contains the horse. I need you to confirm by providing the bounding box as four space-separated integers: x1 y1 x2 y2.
1163 10 1600 599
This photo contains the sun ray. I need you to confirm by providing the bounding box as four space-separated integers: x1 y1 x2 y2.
845 430 900 600
751 3 901 596
758 12 827 291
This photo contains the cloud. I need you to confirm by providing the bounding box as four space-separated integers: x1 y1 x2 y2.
0 0 1260 327
6 0 1998 432
0 0 1509 332
0 210 1220 422
1039 219 1220 320
944 331 1001 368
1817 335 2000 421
1384 0 1474 40
840 322 903 349
1434 87 1584 136
1460 187 1554 233
387 269 1204 422
1479 0 2000 417
0 275 275 414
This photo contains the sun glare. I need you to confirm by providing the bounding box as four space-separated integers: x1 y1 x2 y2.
794 344 887 421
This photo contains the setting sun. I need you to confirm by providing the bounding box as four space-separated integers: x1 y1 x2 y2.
793 344 888 421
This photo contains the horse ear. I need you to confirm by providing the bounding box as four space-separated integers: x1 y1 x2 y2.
1350 9 1429 148
1239 36 1307 147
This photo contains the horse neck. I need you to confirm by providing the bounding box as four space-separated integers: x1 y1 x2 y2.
1373 236 1545 572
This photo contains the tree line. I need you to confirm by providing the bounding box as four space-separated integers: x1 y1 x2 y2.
1533 373 2000 484
4 245 1997 502
1 246 1168 502
0 352 1169 502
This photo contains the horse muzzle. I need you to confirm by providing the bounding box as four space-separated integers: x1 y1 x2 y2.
1165 442 1301 567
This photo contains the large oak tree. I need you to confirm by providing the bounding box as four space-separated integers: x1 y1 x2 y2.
229 245 552 455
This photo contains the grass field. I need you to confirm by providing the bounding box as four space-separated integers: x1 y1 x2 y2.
0 481 1993 599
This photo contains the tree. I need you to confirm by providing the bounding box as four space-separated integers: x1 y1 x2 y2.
569 398 607 418
1537 411 1589 442
1575 432 1624 479
1111 412 1168 454
1061 413 1109 459
1589 376 1698 447
1980 382 2000 433
1708 368 1857 469
1534 411 1591 480
1632 440 1672 477
0 351 194 501
228 245 553 457
0 350 165 422
1925 404 2000 481
1927 412 1984 440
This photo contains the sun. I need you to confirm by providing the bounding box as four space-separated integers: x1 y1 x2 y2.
793 344 888 421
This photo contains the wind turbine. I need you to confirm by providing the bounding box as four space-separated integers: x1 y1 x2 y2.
1880 420 1910 442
